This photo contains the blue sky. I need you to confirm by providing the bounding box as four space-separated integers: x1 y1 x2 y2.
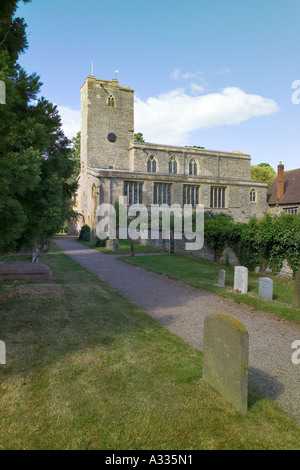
16 0 300 170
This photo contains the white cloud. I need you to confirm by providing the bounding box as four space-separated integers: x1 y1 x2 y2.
190 82 205 94
182 71 204 80
57 105 81 140
170 68 181 80
134 87 279 146
218 66 231 75
170 68 204 81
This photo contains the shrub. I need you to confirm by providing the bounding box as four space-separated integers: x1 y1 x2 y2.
95 237 107 247
204 216 235 260
204 212 300 275
78 225 91 242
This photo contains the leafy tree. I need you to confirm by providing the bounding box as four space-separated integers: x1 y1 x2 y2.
0 0 77 254
251 163 276 187
134 132 145 142
185 145 205 149
69 130 81 181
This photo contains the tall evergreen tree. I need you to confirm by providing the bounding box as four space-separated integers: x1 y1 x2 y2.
0 0 77 254
69 130 81 181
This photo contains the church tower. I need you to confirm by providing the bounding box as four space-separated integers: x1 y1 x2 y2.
80 76 134 173
77 76 134 230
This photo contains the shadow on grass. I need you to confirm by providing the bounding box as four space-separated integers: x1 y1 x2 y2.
248 367 284 409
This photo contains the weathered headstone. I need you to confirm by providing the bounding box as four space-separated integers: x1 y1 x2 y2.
215 269 226 287
203 314 249 414
234 266 248 294
130 243 135 257
0 80 5 105
292 268 300 309
105 239 119 252
277 259 293 280
259 277 273 301
0 341 6 365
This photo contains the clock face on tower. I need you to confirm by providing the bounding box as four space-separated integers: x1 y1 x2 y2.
107 133 117 143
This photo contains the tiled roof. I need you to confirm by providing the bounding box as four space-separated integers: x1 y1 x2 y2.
267 168 300 205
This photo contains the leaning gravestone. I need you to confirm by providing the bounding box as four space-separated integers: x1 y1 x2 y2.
259 277 273 301
202 314 249 414
292 268 300 309
234 266 248 294
215 269 225 287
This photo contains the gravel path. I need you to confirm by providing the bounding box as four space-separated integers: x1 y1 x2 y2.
54 237 300 425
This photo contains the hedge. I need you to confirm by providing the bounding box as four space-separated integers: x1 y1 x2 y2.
204 212 300 275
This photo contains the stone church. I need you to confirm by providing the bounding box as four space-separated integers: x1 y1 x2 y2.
76 75 268 234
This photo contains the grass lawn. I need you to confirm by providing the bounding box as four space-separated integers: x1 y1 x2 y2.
0 245 300 450
122 254 300 325
78 238 162 255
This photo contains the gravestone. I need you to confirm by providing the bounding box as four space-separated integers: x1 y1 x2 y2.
0 341 6 365
106 239 119 253
215 269 225 287
105 239 114 251
0 262 52 281
292 268 300 309
259 277 273 301
130 244 135 257
278 259 293 280
203 314 249 414
234 266 248 294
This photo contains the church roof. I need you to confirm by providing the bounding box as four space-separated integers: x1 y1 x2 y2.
267 168 300 205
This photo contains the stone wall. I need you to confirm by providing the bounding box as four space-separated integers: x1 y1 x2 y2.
129 142 251 179
83 170 268 226
134 229 240 266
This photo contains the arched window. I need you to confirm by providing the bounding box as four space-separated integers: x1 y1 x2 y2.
108 95 115 107
189 158 197 176
250 189 256 202
169 156 178 174
147 155 157 173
